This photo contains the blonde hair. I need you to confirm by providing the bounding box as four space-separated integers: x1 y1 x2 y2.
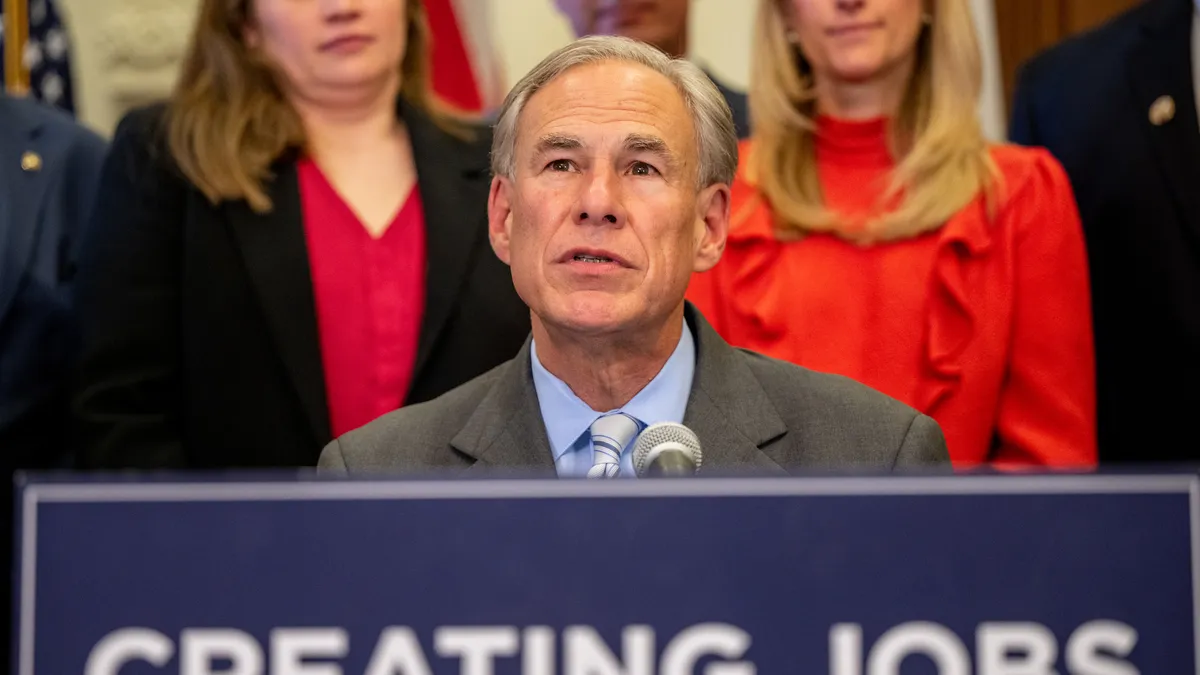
166 0 435 213
492 36 738 189
749 0 995 242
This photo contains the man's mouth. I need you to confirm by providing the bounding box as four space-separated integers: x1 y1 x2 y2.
574 254 615 263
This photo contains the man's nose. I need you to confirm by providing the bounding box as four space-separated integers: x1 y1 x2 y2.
575 165 626 227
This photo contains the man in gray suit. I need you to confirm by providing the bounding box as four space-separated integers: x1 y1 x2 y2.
319 36 948 476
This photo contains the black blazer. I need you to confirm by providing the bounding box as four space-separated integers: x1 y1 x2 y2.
74 101 530 469
1010 0 1200 464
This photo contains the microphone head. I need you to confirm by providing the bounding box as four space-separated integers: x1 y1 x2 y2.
632 422 703 477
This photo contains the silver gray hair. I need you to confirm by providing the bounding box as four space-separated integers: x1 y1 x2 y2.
491 35 739 189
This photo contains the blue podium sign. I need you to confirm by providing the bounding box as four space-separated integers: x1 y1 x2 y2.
15 474 1199 674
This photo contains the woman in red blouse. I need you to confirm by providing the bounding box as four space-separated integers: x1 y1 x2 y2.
74 0 530 468
688 0 1096 468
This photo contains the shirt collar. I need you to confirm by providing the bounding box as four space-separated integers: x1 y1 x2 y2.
530 318 696 462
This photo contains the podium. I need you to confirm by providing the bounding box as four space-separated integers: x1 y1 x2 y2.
15 473 1198 674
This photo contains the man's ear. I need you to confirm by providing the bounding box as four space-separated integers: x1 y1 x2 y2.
488 175 515 265
693 183 730 273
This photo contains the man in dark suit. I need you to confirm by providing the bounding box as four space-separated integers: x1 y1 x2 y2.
1010 0 1200 464
0 93 106 664
0 94 106 467
320 36 948 475
553 0 751 138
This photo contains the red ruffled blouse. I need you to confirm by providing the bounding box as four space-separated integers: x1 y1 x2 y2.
688 116 1097 468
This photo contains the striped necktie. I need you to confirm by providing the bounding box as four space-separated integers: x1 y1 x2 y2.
587 412 641 479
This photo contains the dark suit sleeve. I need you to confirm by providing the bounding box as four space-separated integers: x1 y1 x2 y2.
317 439 348 474
894 414 950 468
1009 60 1041 145
73 108 189 468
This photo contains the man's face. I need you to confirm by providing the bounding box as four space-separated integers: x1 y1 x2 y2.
555 0 690 54
487 61 728 338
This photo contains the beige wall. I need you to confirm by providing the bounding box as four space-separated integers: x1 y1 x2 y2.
57 0 198 136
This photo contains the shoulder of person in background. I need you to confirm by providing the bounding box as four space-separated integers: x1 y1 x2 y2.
0 95 108 209
0 95 109 290
986 143 1076 209
703 69 750 140
112 97 490 187
0 94 107 162
407 98 494 152
97 102 196 200
1009 0 1164 146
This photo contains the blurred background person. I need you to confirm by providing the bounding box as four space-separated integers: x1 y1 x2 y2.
73 0 530 469
688 0 1096 469
553 0 750 138
1010 0 1200 465
0 92 103 474
0 92 105 664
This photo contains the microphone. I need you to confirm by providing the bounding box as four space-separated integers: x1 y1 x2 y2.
632 422 702 478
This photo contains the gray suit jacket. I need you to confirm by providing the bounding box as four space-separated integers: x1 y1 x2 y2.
319 306 949 475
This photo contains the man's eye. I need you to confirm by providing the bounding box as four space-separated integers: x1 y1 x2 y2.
548 159 573 172
630 162 658 176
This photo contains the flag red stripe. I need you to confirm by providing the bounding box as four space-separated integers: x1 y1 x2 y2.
422 0 483 112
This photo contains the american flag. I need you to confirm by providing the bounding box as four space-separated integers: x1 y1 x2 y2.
423 0 504 115
0 0 75 115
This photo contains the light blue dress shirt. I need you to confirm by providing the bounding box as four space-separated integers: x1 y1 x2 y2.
530 319 696 478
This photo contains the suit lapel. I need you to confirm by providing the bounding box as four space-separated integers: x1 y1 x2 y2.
451 339 556 472
224 160 331 445
1128 0 1200 247
403 102 493 393
0 101 52 324
681 305 789 474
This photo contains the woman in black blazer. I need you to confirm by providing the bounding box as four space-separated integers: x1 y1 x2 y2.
74 0 530 468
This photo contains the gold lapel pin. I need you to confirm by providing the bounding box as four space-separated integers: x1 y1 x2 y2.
20 151 42 172
1149 95 1176 126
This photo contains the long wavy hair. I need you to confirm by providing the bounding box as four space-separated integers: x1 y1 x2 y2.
166 0 434 213
748 0 996 242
